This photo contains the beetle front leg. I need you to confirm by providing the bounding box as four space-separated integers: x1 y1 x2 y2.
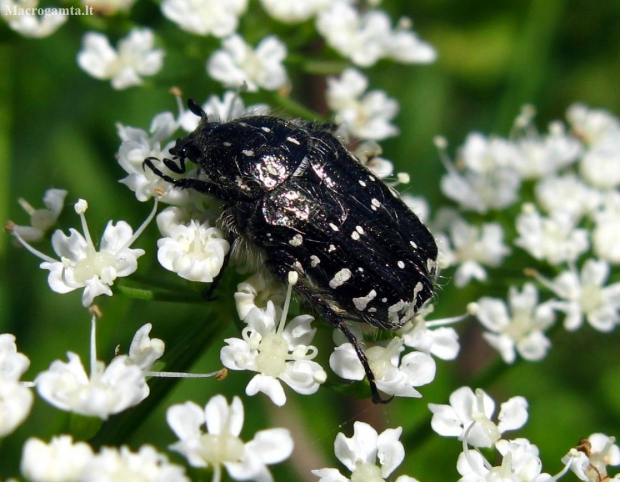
143 157 231 200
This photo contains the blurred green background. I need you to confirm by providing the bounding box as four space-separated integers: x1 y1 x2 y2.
1 0 620 480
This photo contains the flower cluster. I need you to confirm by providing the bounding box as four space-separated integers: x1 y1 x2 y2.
21 436 189 482
430 387 620 482
435 105 620 363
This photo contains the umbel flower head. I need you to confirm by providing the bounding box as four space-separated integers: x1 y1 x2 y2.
167 395 293 482
10 198 157 307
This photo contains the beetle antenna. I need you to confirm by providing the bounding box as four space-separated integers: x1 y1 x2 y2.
187 99 207 119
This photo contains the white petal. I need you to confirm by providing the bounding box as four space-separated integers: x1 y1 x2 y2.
166 401 205 441
377 427 404 478
246 428 294 464
246 374 287 406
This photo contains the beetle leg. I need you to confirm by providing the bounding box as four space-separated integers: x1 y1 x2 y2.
267 253 391 404
143 157 232 200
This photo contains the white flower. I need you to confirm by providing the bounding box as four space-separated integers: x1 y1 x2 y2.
536 259 620 332
207 34 288 92
21 435 94 482
510 121 582 179
0 333 30 381
316 3 435 67
579 137 620 190
443 217 510 287
167 395 293 481
561 448 592 482
567 103 620 148
535 173 601 219
18 200 153 307
331 336 436 398
221 308 326 406
312 421 417 482
1 0 67 38
178 91 269 132
127 324 165 372
459 132 521 173
233 273 286 324
592 191 620 264
330 322 436 399
514 204 589 265
35 352 147 419
161 0 247 37
428 386 528 448
440 140 521 212
77 28 164 90
260 0 328 23
117 111 194 204
567 105 620 189
457 438 549 482
399 303 461 361
11 189 67 243
0 378 33 438
585 434 620 478
561 435 620 482
157 218 230 283
0 334 33 438
326 68 399 141
81 445 189 482
476 283 555 363
350 140 397 179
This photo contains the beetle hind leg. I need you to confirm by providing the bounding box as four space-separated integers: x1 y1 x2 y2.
267 253 390 404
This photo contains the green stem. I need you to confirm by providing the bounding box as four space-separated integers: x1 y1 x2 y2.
114 284 203 303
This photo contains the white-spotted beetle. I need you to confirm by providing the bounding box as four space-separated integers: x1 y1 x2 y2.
144 100 438 403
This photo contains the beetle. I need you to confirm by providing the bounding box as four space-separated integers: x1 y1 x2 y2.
144 99 438 403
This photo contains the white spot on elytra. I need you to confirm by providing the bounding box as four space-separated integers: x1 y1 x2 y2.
310 255 320 267
289 234 303 247
413 281 424 301
357 267 364 272
356 226 364 235
351 231 360 240
353 289 377 311
410 240 418 249
329 268 352 289
381 298 387 303
328 244 336 252
371 198 381 208
329 223 339 231
223 141 232 147
397 260 405 269
261 126 271 133
359 180 366 187
286 136 301 145
242 149 254 156
369 175 376 181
